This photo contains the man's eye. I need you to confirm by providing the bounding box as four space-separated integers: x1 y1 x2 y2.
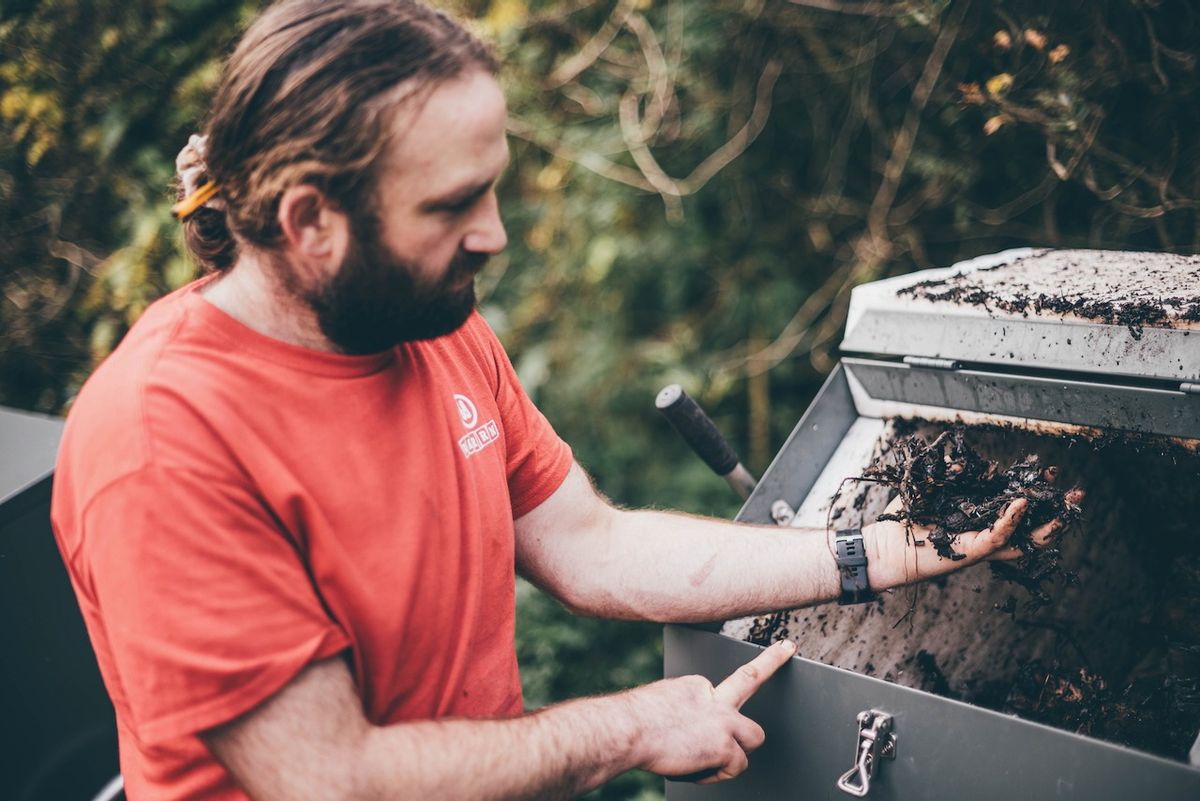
441 192 485 214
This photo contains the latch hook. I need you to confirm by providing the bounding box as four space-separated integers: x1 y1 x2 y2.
835 709 896 797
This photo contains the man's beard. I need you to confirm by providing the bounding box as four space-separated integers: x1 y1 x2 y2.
304 220 486 355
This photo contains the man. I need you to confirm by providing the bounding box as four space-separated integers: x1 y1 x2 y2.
51 2 1072 799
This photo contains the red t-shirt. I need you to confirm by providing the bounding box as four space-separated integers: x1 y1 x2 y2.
51 278 572 799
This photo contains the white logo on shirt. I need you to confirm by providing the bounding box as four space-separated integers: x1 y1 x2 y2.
458 420 500 458
453 393 498 458
453 394 478 429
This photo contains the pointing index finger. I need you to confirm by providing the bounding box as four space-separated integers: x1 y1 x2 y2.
713 640 796 710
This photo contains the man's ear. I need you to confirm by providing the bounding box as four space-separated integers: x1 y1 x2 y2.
277 185 349 267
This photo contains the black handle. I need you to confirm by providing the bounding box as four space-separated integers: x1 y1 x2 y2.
655 384 740 476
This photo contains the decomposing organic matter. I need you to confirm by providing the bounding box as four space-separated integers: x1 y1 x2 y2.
862 426 1084 605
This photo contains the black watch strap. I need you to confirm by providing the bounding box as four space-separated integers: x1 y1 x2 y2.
834 528 876 605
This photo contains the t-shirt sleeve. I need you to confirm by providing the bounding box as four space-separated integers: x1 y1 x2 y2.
476 319 573 518
77 465 350 746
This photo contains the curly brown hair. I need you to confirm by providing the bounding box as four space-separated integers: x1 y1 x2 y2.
181 0 497 273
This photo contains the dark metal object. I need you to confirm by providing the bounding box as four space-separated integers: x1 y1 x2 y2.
0 407 120 801
835 709 896 797
664 626 1200 800
656 384 757 499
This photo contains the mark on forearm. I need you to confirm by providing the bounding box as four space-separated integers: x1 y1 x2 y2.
689 553 718 587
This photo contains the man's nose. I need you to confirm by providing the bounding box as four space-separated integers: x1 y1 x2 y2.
463 191 508 254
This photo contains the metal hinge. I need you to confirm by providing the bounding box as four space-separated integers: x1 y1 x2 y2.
1182 383 1200 396
836 709 897 797
902 355 960 370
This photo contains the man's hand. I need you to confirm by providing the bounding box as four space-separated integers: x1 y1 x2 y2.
863 488 1085 591
625 639 796 784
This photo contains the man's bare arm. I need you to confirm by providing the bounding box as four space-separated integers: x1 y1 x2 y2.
204 641 797 801
515 461 1066 622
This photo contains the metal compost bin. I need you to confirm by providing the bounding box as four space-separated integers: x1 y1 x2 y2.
665 249 1200 800
0 406 119 801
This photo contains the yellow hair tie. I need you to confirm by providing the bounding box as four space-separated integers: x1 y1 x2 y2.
171 181 221 221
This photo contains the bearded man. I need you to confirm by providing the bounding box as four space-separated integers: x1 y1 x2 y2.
51 2 1073 799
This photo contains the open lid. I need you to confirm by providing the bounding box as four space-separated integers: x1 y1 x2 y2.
841 248 1200 384
0 405 63 510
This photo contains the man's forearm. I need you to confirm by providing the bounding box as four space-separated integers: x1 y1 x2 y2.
208 656 647 801
534 506 840 623
515 461 1043 627
359 693 640 801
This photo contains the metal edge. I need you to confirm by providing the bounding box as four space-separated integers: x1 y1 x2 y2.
842 357 1200 441
736 364 859 525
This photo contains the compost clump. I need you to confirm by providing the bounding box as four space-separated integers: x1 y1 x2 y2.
862 426 1084 605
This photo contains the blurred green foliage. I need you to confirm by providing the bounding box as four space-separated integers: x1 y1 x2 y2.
3 0 1198 798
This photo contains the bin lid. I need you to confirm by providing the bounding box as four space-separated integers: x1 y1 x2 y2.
841 248 1200 384
0 406 64 508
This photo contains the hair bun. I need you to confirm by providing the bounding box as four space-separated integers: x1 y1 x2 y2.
176 133 236 272
175 134 225 212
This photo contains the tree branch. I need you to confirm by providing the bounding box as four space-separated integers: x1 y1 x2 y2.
549 0 637 87
785 0 906 17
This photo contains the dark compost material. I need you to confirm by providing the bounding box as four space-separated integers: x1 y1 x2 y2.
861 426 1084 607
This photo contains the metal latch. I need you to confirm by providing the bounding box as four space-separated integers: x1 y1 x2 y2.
836 709 897 797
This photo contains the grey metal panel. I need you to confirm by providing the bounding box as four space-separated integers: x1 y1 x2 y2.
737 365 858 526
840 305 1199 384
0 406 64 510
843 358 1200 440
839 250 1200 384
663 626 1200 801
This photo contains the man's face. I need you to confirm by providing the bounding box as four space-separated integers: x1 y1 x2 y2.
306 214 487 353
303 69 510 354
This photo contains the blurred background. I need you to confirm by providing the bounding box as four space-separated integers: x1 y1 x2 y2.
2 1 1198 798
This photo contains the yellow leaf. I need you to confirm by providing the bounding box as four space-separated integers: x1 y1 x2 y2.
983 115 1008 136
993 30 1012 51
1048 44 1070 64
585 236 618 283
535 160 567 191
1 87 34 120
1023 29 1047 51
526 222 552 252
986 73 1014 97
483 0 526 36
957 82 985 105
27 133 53 166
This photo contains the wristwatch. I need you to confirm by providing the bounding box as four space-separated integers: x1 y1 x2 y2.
834 528 877 605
